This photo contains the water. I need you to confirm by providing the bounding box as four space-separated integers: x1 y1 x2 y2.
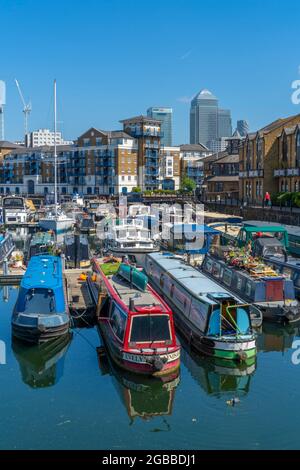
1 286 300 450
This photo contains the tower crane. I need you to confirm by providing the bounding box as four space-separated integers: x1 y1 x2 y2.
15 79 32 138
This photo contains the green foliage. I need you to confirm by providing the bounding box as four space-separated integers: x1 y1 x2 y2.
100 262 120 276
271 191 300 207
180 175 197 193
132 187 141 193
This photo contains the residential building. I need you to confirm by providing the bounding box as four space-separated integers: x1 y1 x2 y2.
160 146 180 190
239 114 300 203
180 143 212 188
120 115 162 191
147 107 172 146
0 141 23 159
204 135 241 201
189 88 232 148
25 129 73 148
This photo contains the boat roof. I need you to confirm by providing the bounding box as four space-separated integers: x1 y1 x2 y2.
171 224 220 235
109 273 164 310
148 252 233 304
21 255 63 290
244 220 300 237
242 225 287 233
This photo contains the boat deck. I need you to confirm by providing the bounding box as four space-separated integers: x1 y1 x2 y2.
108 273 161 309
66 270 95 314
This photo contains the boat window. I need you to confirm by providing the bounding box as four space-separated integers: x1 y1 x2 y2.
110 304 127 341
204 258 213 273
23 288 56 315
189 299 209 331
293 274 300 288
130 315 171 343
245 281 252 298
236 276 244 291
212 262 221 278
172 283 190 313
282 267 293 279
223 269 232 286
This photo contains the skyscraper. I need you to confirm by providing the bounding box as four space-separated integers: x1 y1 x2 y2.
237 120 249 137
189 89 232 149
147 107 172 146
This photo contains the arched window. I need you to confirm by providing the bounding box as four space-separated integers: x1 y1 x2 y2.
256 137 263 169
296 130 300 167
282 133 288 163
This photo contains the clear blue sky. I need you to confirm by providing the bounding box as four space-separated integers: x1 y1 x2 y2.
1 0 300 144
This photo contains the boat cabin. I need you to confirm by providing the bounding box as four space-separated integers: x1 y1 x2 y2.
167 224 220 255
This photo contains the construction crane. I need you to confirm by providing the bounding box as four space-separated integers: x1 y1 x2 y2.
15 79 32 138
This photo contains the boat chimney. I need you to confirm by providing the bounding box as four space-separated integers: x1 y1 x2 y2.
75 231 80 269
129 297 135 311
129 266 133 288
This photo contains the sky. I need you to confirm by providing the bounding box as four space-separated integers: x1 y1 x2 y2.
1 0 300 144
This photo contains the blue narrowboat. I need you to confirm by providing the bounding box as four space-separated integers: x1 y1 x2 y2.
12 255 70 343
145 252 257 362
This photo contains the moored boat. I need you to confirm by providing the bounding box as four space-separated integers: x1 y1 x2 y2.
12 255 70 343
201 246 300 324
64 233 91 268
25 231 55 262
145 252 257 362
0 231 15 263
89 257 180 377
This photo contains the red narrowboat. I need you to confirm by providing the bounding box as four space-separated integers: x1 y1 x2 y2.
89 258 180 377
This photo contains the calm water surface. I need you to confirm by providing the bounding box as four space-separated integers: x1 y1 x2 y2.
0 286 300 450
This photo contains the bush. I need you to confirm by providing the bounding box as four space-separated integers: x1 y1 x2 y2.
132 187 141 193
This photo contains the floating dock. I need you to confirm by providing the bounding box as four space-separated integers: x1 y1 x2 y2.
65 270 95 316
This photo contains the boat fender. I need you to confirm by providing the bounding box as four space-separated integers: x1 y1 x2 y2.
153 356 167 371
236 351 247 362
38 324 46 333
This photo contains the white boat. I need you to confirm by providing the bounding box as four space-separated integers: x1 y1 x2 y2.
105 218 159 265
38 81 74 235
39 209 74 233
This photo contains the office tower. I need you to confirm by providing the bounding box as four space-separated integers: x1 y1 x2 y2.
237 120 249 137
218 109 232 139
147 107 172 146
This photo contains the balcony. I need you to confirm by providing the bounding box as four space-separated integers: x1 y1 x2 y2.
287 168 300 176
239 171 248 178
144 143 159 149
248 169 264 177
274 169 286 177
129 130 163 138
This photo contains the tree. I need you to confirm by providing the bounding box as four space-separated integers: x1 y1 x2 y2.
180 175 196 193
132 186 141 193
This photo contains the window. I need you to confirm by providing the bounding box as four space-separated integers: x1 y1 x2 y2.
110 304 127 340
256 137 263 169
130 315 171 343
128 175 131 181
223 269 232 286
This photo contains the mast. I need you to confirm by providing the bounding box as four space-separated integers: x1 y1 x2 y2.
54 79 58 216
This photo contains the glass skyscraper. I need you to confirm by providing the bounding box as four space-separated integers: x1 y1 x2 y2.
147 107 172 146
190 89 232 149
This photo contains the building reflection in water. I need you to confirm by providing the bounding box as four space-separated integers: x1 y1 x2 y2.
97 347 180 425
12 333 72 388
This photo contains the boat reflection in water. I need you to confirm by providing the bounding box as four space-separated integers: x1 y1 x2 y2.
180 339 256 398
12 333 72 388
257 322 300 354
97 347 180 425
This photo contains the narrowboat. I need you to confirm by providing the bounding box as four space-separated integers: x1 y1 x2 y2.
0 231 15 263
2 196 29 225
89 257 181 377
201 246 300 323
25 231 54 262
243 220 300 257
64 233 91 269
145 252 257 362
12 255 70 343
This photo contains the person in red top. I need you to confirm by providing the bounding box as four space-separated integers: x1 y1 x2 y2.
264 191 271 207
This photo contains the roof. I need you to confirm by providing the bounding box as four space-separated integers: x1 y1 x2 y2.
242 225 287 233
212 154 239 164
207 175 239 182
21 255 62 290
171 224 220 235
148 252 232 304
120 115 162 124
202 151 227 163
0 141 23 150
179 143 210 152
192 89 218 101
